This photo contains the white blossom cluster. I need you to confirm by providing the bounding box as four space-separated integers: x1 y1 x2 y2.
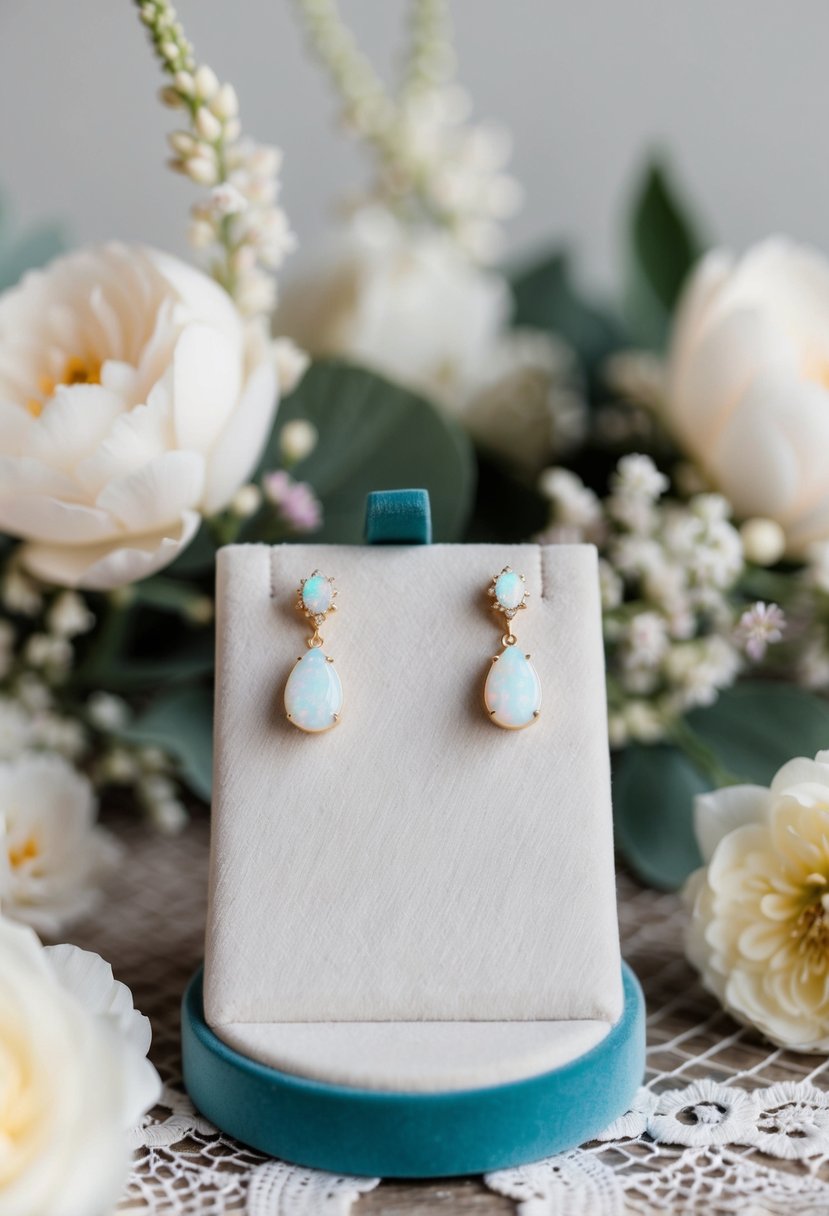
138 0 295 314
294 0 520 262
539 454 784 747
0 562 188 832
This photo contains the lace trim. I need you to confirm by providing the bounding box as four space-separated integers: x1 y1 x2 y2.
124 1078 829 1214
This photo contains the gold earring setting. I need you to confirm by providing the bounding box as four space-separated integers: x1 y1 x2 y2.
483 567 541 729
284 571 343 733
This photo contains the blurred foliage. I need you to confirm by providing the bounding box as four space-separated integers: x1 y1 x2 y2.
614 683 829 890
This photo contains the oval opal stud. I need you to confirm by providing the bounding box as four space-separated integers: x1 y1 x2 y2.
285 571 342 734
484 566 541 730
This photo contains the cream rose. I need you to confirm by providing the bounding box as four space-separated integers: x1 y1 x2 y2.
685 751 829 1050
0 752 120 934
277 206 582 469
0 243 279 589
0 917 160 1215
666 239 829 557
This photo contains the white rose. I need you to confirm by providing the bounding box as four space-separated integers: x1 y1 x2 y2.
666 238 829 557
277 206 508 406
0 917 160 1216
277 207 581 468
0 243 279 589
684 751 829 1050
0 752 120 934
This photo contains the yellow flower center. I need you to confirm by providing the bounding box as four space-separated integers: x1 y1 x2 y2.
8 838 39 870
792 884 829 972
27 355 102 417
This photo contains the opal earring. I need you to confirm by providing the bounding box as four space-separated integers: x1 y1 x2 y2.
284 571 343 733
483 566 541 729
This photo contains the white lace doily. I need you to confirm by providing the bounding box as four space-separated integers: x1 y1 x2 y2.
67 817 829 1215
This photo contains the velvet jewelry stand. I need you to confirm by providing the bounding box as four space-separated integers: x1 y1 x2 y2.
182 490 645 1177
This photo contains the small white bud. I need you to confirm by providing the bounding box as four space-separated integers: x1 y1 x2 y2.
279 418 318 465
231 484 263 518
186 156 219 186
222 118 242 142
174 70 195 96
195 106 222 142
274 343 311 399
185 596 215 626
168 130 196 156
208 182 247 217
139 747 168 772
47 591 95 638
87 691 130 732
194 64 219 100
188 218 216 249
740 518 786 567
210 82 239 119
160 40 179 62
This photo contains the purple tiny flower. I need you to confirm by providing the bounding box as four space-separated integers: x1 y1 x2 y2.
736 602 786 662
263 470 322 534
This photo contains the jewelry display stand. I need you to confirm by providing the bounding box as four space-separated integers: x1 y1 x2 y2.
182 492 645 1177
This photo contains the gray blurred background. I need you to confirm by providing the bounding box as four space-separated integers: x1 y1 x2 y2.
3 0 828 292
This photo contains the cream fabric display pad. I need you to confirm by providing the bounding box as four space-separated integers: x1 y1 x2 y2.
205 542 623 1093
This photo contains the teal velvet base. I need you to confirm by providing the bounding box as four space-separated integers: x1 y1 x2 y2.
364 489 432 545
181 964 645 1178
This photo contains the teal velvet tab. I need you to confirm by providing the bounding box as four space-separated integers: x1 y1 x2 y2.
181 964 646 1178
364 489 432 545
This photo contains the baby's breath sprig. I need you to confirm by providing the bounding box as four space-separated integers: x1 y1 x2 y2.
293 0 520 262
135 0 295 316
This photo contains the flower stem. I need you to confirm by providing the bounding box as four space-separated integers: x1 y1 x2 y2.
667 717 741 788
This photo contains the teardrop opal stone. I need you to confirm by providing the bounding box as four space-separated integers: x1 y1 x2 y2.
285 648 343 732
484 646 541 729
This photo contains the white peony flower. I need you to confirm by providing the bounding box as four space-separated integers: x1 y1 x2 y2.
0 243 280 589
0 916 160 1216
685 751 829 1050
666 238 829 557
0 752 120 934
277 207 507 404
276 207 581 467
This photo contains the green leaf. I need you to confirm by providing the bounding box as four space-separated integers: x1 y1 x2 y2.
614 744 708 892
0 224 66 292
263 359 475 542
123 685 213 802
509 249 626 381
614 681 829 891
623 159 705 350
689 681 829 785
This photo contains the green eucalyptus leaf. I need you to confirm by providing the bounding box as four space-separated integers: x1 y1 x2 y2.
0 224 66 292
689 681 829 784
265 359 475 542
614 681 829 891
613 743 707 892
123 685 213 802
509 249 626 381
623 160 704 350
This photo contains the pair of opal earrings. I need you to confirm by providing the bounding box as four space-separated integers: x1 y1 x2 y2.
283 566 542 734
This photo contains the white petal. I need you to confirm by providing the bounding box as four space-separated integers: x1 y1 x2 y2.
74 389 173 498
771 755 829 796
97 450 205 532
148 247 243 346
202 357 278 513
173 324 241 452
666 308 796 456
22 509 201 590
27 384 124 470
694 784 772 863
709 370 829 521
44 943 152 1056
